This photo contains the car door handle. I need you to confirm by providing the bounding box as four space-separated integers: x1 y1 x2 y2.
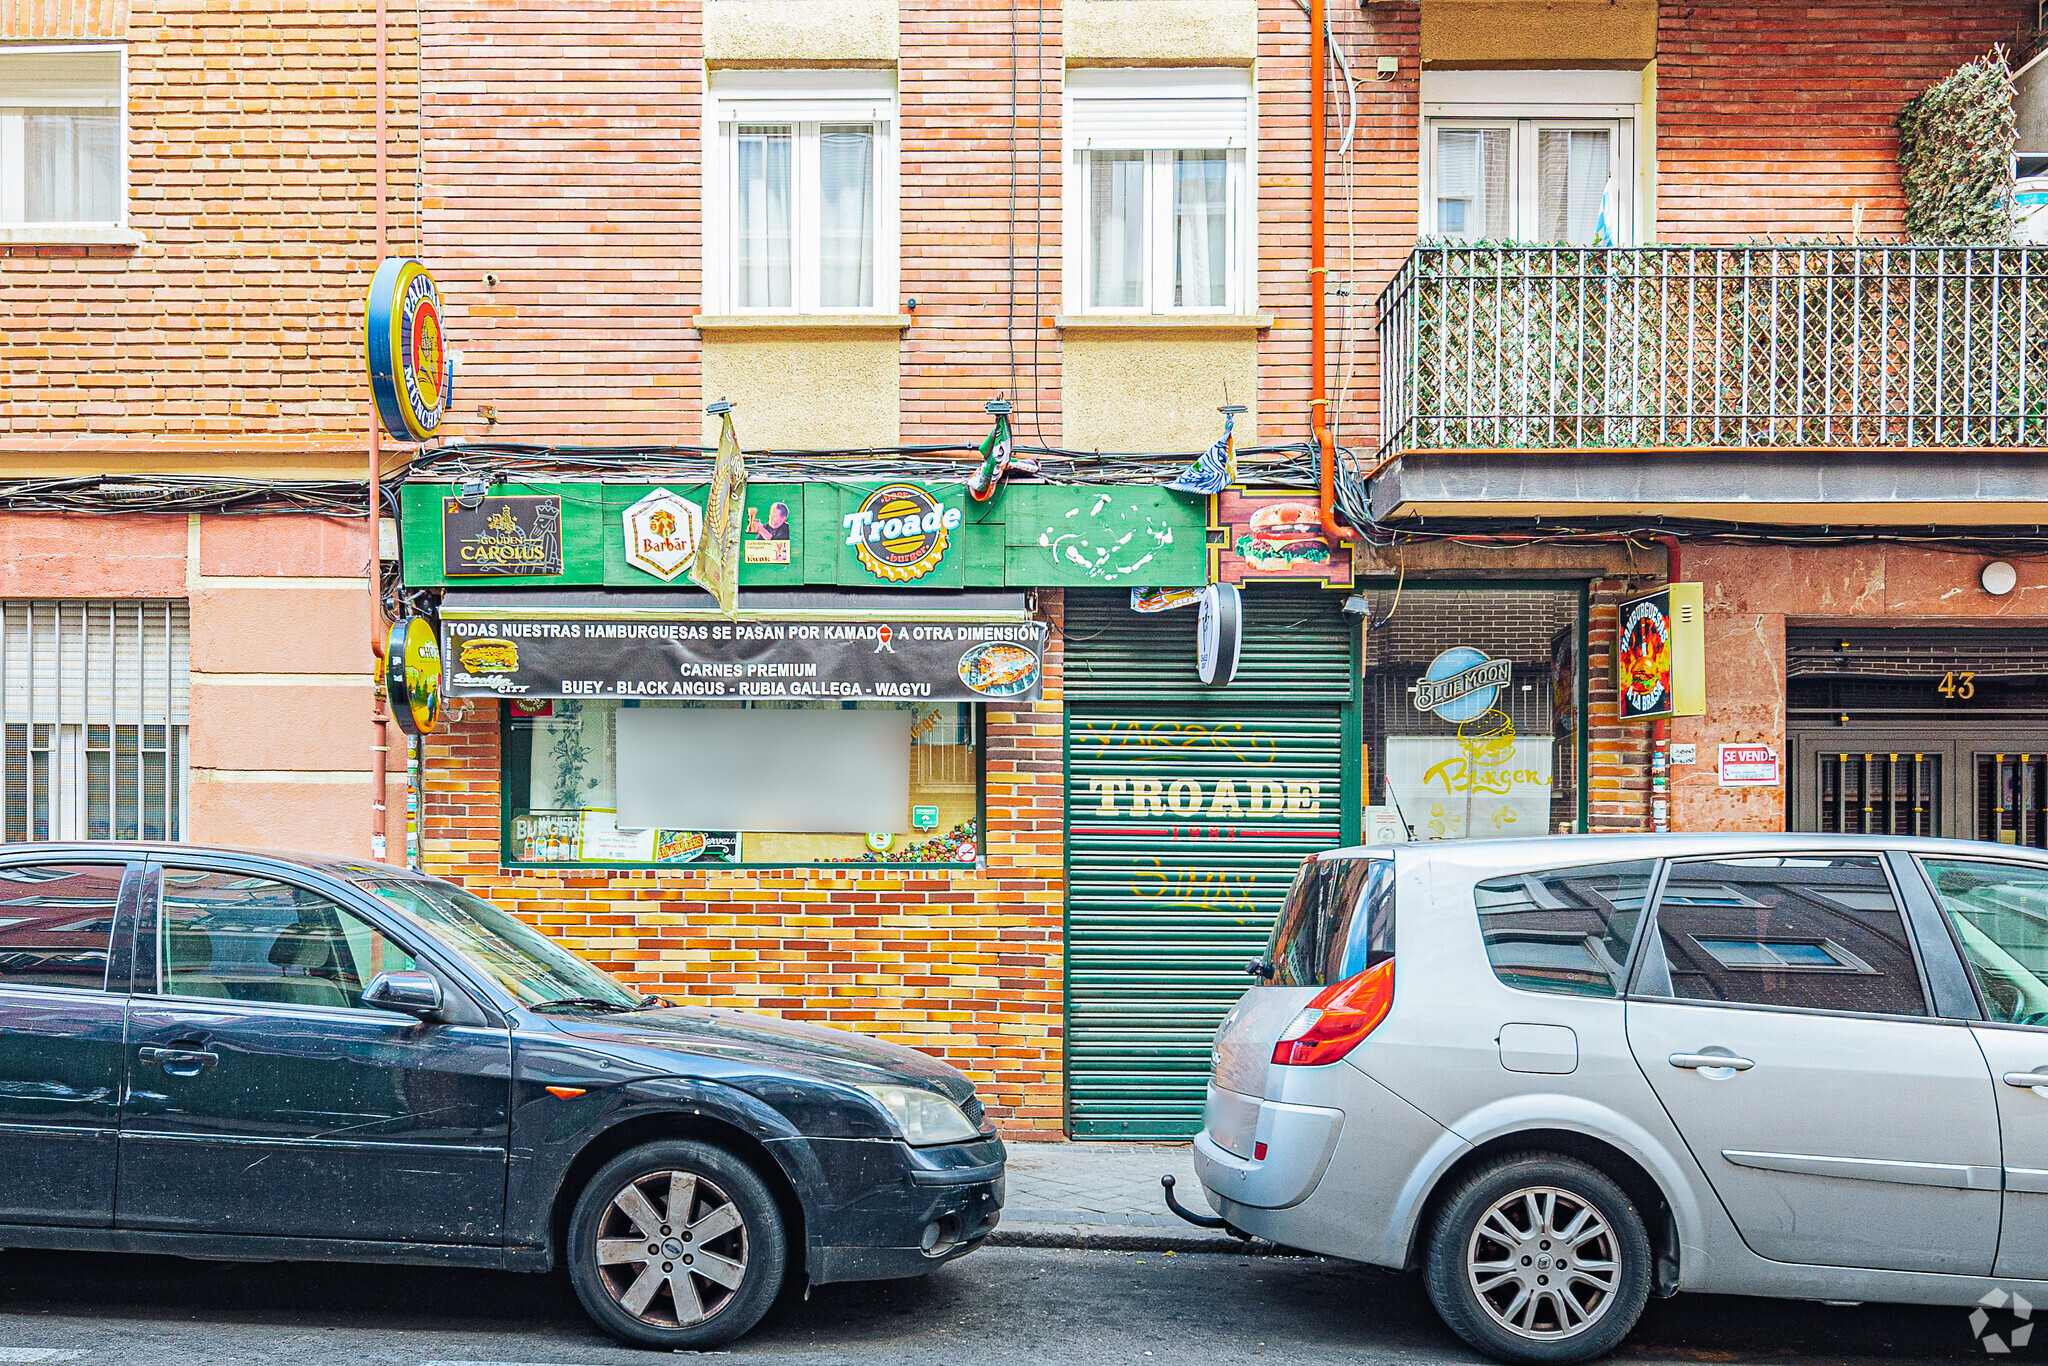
138 1045 219 1075
2003 1071 2048 1091
1670 1052 1754 1074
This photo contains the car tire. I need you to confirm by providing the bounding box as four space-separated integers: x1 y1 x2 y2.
567 1138 789 1351
1423 1153 1652 1365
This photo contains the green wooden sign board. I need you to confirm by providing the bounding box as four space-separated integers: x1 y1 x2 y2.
398 479 1209 590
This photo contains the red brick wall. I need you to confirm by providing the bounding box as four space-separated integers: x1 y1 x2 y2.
419 591 1070 1133
1587 576 1652 833
420 2 702 444
1 0 419 450
898 0 1063 445
1328 3 1420 453
1656 0 2035 241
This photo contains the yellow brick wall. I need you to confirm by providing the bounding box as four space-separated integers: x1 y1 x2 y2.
419 591 1072 1135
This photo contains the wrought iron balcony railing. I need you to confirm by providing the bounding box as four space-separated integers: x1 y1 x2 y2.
1374 244 2048 457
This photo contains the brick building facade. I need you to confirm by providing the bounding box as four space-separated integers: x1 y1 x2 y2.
2 0 415 850
9 0 2044 1138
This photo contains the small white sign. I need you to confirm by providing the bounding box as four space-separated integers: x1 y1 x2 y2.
1718 743 1780 786
1669 743 1697 765
622 486 704 583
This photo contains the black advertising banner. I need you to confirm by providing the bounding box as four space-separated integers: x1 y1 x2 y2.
443 495 565 577
443 616 1047 704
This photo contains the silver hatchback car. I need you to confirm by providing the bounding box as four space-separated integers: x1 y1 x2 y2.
1194 833 2048 1363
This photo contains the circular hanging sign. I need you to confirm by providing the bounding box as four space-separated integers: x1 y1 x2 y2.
1196 583 1243 686
847 483 961 582
364 257 451 443
385 615 443 736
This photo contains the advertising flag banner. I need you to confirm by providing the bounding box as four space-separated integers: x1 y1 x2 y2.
1165 406 1242 496
693 404 746 616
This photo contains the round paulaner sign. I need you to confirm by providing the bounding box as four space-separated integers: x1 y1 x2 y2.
365 257 451 443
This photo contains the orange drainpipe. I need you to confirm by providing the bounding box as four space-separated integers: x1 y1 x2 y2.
369 0 392 859
1310 0 1354 545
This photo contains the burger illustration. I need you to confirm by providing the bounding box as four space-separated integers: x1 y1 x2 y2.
1234 501 1331 570
458 637 519 675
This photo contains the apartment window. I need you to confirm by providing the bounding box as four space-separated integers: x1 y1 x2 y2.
1 601 190 842
708 74 897 313
0 46 125 226
1421 70 1638 246
1067 70 1251 314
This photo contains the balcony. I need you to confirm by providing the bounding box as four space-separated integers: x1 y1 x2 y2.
1360 244 2048 525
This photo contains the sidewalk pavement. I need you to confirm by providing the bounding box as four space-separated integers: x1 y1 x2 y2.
990 1140 1277 1253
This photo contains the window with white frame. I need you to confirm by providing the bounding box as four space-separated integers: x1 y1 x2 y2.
706 73 897 314
0 46 126 226
1 600 190 843
1420 70 1639 246
1066 69 1252 315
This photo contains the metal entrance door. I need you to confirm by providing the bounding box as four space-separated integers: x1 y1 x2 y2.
1794 736 2048 847
1790 627 2048 848
1062 587 1355 1137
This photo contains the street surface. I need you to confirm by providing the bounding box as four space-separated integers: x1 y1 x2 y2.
0 1244 2011 1364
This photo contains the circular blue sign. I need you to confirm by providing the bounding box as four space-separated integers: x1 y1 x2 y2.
1418 646 1501 723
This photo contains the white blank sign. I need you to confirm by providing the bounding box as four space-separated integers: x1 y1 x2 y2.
614 706 911 834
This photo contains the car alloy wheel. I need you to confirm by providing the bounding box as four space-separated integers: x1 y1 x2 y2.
1465 1185 1621 1341
595 1168 750 1328
568 1139 786 1350
1424 1153 1650 1365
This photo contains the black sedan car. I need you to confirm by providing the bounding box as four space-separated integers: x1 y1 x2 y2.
0 844 1004 1350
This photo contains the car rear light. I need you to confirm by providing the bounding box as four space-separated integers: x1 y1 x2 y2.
1271 958 1395 1067
1253 1141 1268 1160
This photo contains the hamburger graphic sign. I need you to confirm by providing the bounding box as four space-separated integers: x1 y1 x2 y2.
841 482 965 585
1211 489 1352 587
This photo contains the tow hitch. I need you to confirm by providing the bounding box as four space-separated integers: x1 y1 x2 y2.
1161 1174 1251 1240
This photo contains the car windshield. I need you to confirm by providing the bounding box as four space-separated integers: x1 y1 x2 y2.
354 876 644 1011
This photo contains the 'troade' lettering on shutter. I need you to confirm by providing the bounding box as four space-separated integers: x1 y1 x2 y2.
1086 776 1323 818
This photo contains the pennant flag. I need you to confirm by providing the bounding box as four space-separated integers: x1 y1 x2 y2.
692 401 746 617
1166 406 1243 495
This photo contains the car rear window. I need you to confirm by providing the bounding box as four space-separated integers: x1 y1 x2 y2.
1473 859 1655 997
1268 856 1395 987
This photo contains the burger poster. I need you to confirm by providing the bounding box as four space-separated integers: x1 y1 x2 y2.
1615 583 1706 721
1210 490 1352 587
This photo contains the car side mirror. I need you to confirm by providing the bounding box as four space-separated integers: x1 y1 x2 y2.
362 970 444 1020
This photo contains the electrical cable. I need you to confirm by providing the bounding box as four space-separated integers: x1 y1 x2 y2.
0 476 370 517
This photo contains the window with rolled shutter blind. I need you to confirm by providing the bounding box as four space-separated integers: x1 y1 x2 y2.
1 601 190 842
1065 70 1252 315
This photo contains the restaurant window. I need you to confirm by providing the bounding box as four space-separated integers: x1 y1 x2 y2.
1362 585 1584 842
504 699 981 867
0 46 125 227
705 72 897 314
1 601 189 843
1065 69 1251 314
1420 70 1637 246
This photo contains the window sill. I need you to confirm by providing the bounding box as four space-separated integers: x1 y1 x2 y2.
1054 312 1274 334
0 225 144 247
696 313 915 334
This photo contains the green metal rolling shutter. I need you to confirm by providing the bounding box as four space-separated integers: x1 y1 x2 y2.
1064 587 1354 1137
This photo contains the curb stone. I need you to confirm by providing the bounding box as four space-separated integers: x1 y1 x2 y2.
987 1222 1293 1255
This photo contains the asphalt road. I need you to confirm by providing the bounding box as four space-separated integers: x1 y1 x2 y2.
0 1244 2018 1365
